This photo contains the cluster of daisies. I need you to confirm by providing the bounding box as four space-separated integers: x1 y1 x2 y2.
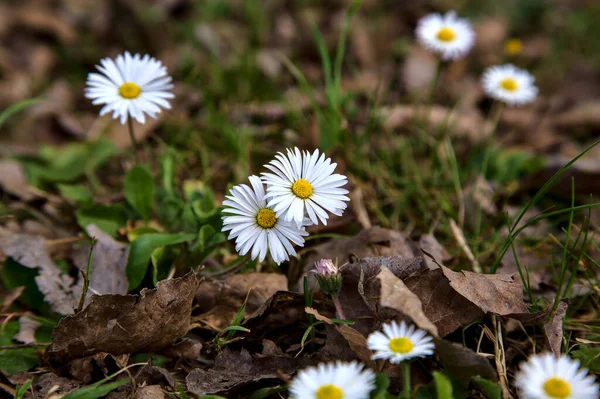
221 148 350 264
416 10 538 106
290 319 598 399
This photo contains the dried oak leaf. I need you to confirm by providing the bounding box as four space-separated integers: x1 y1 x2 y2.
186 347 311 397
31 373 81 398
440 266 528 315
46 271 201 362
544 299 569 357
71 225 129 296
0 229 83 315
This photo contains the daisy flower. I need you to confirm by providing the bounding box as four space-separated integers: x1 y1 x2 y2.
481 64 538 106
85 51 174 124
367 320 435 364
289 361 375 399
221 175 307 265
261 148 350 227
415 11 475 61
515 352 598 399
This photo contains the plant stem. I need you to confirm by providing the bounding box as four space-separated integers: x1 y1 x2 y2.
127 117 140 164
331 293 345 319
76 237 96 313
402 361 412 399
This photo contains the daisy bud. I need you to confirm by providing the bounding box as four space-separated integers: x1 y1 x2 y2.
312 258 342 295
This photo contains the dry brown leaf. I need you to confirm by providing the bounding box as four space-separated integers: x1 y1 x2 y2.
71 225 129 296
441 266 528 315
544 300 568 356
419 233 450 270
47 271 201 361
401 46 438 99
0 161 37 201
0 228 83 315
377 266 438 335
404 268 485 337
15 316 41 344
434 339 497 383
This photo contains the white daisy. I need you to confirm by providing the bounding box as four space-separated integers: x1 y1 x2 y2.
221 175 307 265
289 361 375 399
515 352 599 399
85 51 174 124
481 64 538 106
367 320 435 364
261 148 350 227
415 11 475 61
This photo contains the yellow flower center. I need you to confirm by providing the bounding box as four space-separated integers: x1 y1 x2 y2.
542 377 571 399
500 78 519 92
389 337 414 354
504 38 523 56
256 208 276 229
316 384 343 399
119 82 141 99
436 27 456 42
291 179 313 199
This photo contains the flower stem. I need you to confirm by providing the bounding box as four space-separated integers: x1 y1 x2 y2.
127 116 140 164
402 361 412 399
331 293 345 319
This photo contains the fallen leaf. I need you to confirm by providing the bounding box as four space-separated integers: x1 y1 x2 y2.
0 161 37 201
69 353 129 384
377 266 438 335
0 228 83 315
404 268 485 337
434 339 497 384
15 316 41 344
544 300 569 357
71 225 129 296
401 46 438 99
419 233 451 270
46 271 201 361
31 373 81 397
186 347 310 397
440 266 528 315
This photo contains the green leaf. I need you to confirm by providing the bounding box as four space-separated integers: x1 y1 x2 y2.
57 184 93 205
15 379 33 399
61 379 129 399
0 322 38 375
76 204 128 238
124 165 155 221
433 371 453 399
0 98 41 130
0 258 45 311
571 345 600 373
369 373 390 399
126 233 195 290
221 325 250 333
151 245 174 285
23 140 118 186
127 226 160 242
472 377 501 399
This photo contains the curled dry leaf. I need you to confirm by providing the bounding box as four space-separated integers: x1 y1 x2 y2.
377 266 438 335
440 266 528 315
194 272 287 330
294 226 422 289
434 338 497 384
46 271 201 362
544 299 569 357
0 228 83 315
404 268 485 337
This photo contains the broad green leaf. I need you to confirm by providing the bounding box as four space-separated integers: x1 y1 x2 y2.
0 322 38 374
151 245 174 285
433 371 453 399
369 373 390 399
57 184 93 205
61 379 129 399
23 140 118 186
76 204 128 237
472 377 501 399
126 233 195 290
127 226 160 242
124 165 155 221
0 258 45 310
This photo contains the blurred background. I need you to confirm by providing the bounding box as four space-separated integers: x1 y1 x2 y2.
1 0 600 244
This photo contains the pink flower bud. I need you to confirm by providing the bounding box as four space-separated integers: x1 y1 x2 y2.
312 258 338 277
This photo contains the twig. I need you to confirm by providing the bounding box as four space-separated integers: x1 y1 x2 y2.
0 343 48 350
76 237 96 313
448 218 481 273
